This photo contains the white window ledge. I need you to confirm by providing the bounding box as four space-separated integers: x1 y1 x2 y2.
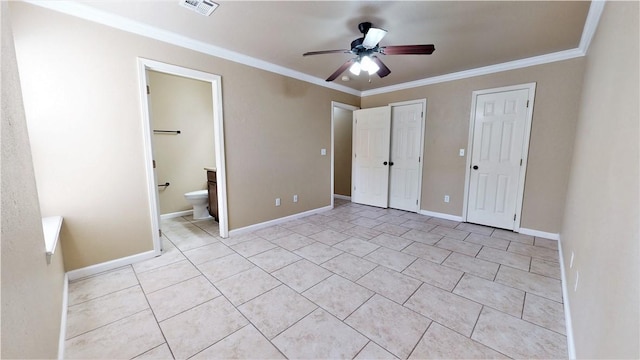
42 216 63 262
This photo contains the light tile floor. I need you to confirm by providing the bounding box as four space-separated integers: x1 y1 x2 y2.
65 198 568 359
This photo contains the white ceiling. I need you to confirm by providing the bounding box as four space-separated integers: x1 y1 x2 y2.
30 1 594 94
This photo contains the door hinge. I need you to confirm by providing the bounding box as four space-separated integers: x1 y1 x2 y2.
526 100 529 108
146 85 150 94
416 199 418 205
418 156 421 162
353 186 356 192
520 159 523 166
421 111 424 118
514 214 516 221
152 160 156 168
159 229 162 237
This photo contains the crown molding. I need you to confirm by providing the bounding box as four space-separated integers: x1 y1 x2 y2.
360 48 585 97
578 0 606 54
23 0 361 97
25 0 605 98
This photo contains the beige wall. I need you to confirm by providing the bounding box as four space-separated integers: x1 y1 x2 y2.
334 107 353 197
1 2 65 357
10 2 358 270
560 2 639 358
148 70 215 215
362 59 585 234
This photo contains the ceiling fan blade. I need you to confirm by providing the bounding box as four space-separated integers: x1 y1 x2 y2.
326 59 356 82
371 56 391 78
381 44 435 55
303 49 351 56
362 27 387 49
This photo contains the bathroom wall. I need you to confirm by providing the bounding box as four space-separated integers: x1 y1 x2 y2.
10 2 359 270
333 107 353 197
1 2 66 357
362 58 585 234
148 70 215 215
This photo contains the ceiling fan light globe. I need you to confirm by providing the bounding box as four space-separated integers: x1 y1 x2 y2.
349 61 361 76
360 56 379 75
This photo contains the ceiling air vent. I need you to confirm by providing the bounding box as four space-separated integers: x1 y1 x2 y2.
179 0 219 16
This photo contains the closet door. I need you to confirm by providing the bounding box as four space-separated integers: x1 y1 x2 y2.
388 103 424 212
351 106 391 208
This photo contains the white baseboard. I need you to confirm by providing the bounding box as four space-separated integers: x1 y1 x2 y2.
66 250 158 281
418 210 464 222
229 205 333 237
418 210 559 241
160 210 192 220
519 228 560 240
333 194 351 201
558 237 576 359
58 273 68 360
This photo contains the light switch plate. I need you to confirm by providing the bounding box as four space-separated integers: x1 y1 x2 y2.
459 149 465 156
320 148 327 156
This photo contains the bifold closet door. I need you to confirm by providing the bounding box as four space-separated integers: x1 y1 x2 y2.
351 106 391 208
388 103 423 212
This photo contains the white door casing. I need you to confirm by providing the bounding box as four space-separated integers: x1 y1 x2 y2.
138 58 229 253
388 102 425 212
464 84 535 230
352 106 391 208
144 69 163 248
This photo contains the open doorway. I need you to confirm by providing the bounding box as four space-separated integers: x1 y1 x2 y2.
138 58 229 254
331 102 359 207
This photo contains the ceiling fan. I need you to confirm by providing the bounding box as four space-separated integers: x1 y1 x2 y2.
303 22 435 82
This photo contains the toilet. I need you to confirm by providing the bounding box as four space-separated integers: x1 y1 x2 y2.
184 190 211 220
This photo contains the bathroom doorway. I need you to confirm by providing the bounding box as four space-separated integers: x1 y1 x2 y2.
147 70 215 218
138 58 229 254
331 102 359 207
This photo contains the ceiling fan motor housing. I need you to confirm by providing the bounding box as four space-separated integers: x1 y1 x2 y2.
358 21 373 34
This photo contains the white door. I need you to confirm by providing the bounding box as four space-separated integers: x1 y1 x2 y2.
467 88 530 229
389 103 423 212
352 106 391 208
145 70 163 248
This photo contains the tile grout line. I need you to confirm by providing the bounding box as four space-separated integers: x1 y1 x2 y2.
163 229 292 358
64 307 150 343
66 281 140 308
131 259 178 360
71 203 566 359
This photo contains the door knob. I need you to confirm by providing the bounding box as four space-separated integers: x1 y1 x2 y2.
473 165 479 170
389 162 395 166
383 161 388 165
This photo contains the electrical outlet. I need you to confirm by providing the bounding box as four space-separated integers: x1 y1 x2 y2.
320 148 327 156
459 149 465 156
293 195 298 203
275 198 281 206
444 195 450 203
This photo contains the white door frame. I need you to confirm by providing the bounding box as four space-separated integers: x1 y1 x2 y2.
462 83 536 231
331 101 359 208
388 99 427 212
137 58 229 255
